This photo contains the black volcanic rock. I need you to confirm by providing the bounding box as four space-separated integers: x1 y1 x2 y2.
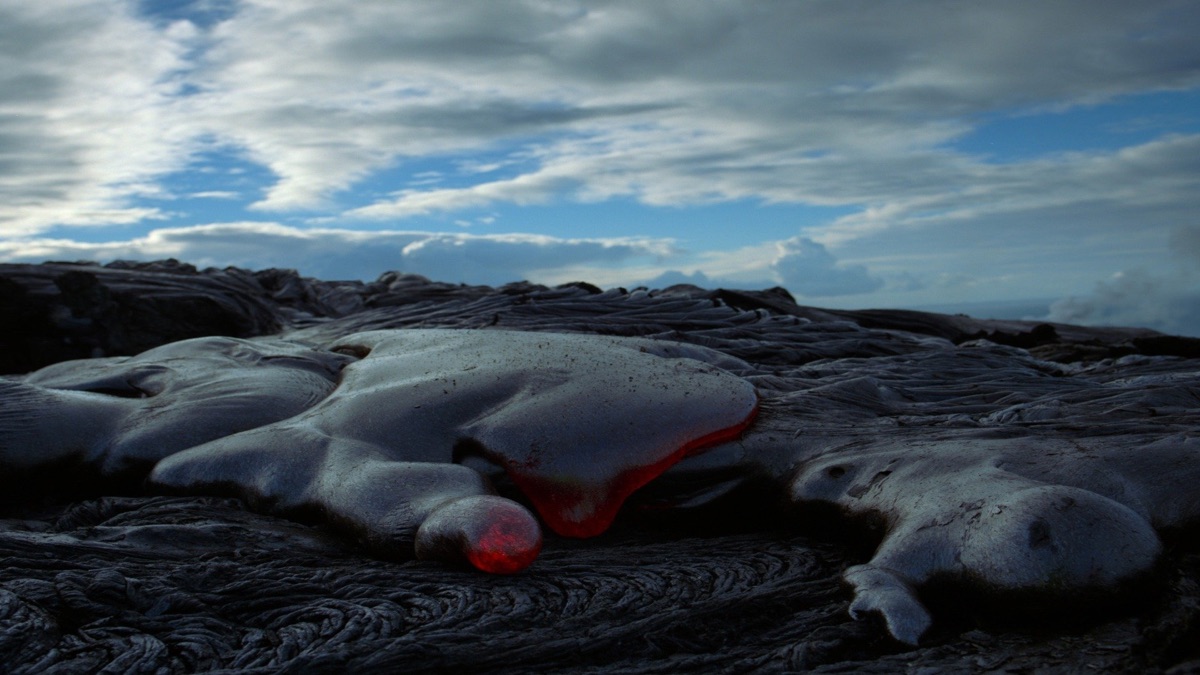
0 260 282 373
0 259 1181 375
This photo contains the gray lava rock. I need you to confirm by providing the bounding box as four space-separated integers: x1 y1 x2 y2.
1 260 1198 673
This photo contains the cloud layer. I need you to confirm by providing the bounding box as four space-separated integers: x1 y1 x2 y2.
1 1 1199 330
5 0 1198 231
0 222 673 286
771 238 883 297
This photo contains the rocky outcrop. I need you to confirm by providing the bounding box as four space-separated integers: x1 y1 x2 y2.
5 259 1196 376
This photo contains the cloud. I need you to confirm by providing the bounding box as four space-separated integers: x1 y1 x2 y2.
347 168 576 219
816 133 1200 245
770 238 883 297
0 222 673 286
0 1 198 234
1 0 1198 333
1 1 1197 235
302 1 1197 220
638 270 715 289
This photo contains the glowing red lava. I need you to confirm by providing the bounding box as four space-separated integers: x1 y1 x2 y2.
510 400 760 538
462 499 543 574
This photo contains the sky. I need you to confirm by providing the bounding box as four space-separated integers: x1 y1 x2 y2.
2 1 1200 335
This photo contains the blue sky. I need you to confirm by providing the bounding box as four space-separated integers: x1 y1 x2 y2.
3 1 1200 335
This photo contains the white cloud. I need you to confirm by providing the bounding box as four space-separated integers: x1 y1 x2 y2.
816 133 1200 245
589 237 887 298
347 166 576 219
770 238 883 298
0 222 674 286
312 1 1196 220
0 1 199 234
7 0 1190 228
638 270 716 289
2 1 1198 235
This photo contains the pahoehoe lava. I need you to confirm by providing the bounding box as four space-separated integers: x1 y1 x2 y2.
2 260 1199 672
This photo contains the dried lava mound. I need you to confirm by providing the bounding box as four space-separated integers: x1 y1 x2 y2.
2 259 1199 673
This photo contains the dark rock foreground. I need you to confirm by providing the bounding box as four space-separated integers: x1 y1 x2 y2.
1 259 1198 673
